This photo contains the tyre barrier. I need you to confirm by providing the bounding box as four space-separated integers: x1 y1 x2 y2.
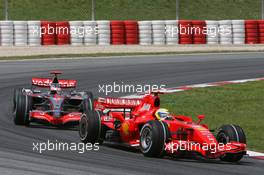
0 20 264 46
165 20 179 45
28 21 41 46
232 20 245 44
206 20 219 44
111 21 125 45
14 21 28 46
179 20 193 44
138 21 152 45
259 20 264 44
84 21 97 46
152 21 166 45
56 21 70 45
219 20 233 45
97 21 110 45
0 21 14 46
124 20 139 45
41 21 56 45
69 21 84 46
192 20 206 44
245 20 259 44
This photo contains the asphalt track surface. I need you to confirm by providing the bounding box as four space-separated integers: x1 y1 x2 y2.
0 53 264 175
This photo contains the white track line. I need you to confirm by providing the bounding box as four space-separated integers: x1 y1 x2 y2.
247 151 264 157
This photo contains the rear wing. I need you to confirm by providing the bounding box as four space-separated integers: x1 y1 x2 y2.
32 78 77 88
95 97 142 109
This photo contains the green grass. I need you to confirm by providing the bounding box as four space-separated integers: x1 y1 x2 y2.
0 0 262 20
160 81 264 152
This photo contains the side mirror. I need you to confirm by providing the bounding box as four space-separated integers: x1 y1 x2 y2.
198 115 205 120
197 115 205 124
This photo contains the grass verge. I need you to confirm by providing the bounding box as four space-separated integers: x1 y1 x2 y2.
161 81 264 152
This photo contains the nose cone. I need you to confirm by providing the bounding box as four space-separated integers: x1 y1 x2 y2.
50 97 64 118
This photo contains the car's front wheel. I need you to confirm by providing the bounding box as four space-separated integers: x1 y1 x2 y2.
140 120 167 157
79 110 101 144
216 124 246 162
13 88 31 126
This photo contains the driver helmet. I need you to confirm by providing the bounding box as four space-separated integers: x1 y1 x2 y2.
155 108 170 120
50 83 61 94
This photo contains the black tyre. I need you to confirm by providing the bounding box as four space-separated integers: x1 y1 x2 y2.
13 89 31 126
13 88 21 116
162 121 171 142
79 110 101 144
82 91 94 112
95 110 106 145
24 95 32 126
140 120 166 157
216 124 246 162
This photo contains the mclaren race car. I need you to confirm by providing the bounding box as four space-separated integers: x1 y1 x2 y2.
13 71 93 127
79 92 247 162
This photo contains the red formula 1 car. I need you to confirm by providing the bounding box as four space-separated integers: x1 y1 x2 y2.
13 71 93 127
79 92 247 162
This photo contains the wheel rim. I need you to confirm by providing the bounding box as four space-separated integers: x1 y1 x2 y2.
218 132 229 144
217 132 230 159
79 115 88 140
140 127 152 151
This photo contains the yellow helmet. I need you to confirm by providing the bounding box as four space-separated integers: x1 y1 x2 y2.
155 108 169 120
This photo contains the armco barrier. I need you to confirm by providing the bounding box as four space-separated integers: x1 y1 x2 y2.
1 20 264 46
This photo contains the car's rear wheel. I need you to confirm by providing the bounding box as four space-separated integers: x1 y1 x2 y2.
79 110 101 144
13 89 31 126
140 120 167 157
216 124 246 162
13 88 21 115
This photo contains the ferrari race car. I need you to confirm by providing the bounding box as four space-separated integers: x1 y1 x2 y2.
13 71 93 127
79 92 247 162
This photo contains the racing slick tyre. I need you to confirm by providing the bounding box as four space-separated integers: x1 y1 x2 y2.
13 88 21 112
13 88 31 126
79 110 101 144
140 120 168 157
82 91 94 112
216 124 246 162
95 110 106 145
